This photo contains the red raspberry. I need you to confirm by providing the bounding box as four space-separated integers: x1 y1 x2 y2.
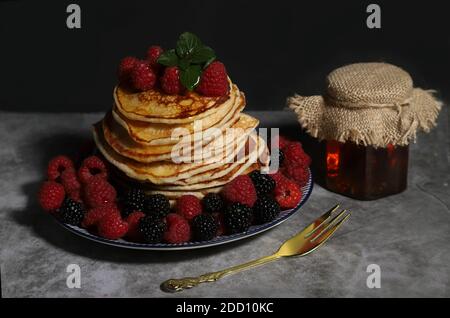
118 56 139 83
163 213 191 244
161 66 182 94
272 135 291 150
283 142 311 167
125 211 146 241
146 45 163 69
283 165 309 188
196 61 229 97
83 176 117 208
38 181 65 212
222 175 257 207
67 189 82 203
47 155 74 181
98 214 129 240
269 171 285 186
61 169 80 193
78 156 108 184
176 195 202 221
82 204 120 228
274 178 302 209
131 60 156 91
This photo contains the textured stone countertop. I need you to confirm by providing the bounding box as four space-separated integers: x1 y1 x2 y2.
0 108 449 298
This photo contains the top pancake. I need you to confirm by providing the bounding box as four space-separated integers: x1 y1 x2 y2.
115 78 237 124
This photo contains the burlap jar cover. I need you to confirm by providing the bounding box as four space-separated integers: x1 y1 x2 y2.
288 63 442 148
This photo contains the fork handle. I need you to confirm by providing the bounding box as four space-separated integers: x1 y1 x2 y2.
161 254 280 293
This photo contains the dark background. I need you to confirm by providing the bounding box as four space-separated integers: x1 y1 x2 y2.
0 0 448 112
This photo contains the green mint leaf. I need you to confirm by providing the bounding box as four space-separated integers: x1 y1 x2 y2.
176 32 202 58
191 46 216 64
178 58 191 71
157 49 178 66
180 64 201 91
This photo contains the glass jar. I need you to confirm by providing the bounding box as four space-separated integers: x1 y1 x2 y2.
306 138 408 200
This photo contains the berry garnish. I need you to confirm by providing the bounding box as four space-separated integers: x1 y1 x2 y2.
61 169 81 194
78 155 108 184
176 195 202 221
249 170 276 196
222 175 257 207
283 164 309 188
283 142 311 167
38 181 65 212
139 216 167 243
146 45 163 69
118 56 139 83
161 66 183 94
122 188 146 217
253 196 280 224
59 198 86 226
273 178 302 209
191 214 218 241
82 204 120 229
164 213 191 244
47 155 74 181
201 193 224 214
83 175 117 208
131 60 156 91
145 194 170 219
98 214 129 240
224 203 253 234
125 211 146 241
196 61 229 97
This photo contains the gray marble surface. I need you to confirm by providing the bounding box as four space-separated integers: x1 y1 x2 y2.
0 108 449 298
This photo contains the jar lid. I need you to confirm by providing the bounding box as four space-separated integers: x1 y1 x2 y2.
288 62 442 147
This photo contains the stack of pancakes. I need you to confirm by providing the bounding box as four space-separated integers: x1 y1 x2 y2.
93 80 269 204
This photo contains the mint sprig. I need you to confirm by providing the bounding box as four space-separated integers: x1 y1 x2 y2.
157 32 216 91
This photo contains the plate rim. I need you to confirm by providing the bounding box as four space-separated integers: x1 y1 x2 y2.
54 169 313 251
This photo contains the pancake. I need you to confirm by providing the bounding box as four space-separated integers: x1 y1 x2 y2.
112 85 244 146
102 111 260 163
115 78 237 124
94 122 260 185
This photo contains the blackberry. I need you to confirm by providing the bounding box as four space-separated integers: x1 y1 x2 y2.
138 216 166 243
59 198 86 226
253 196 280 224
145 194 170 218
201 193 224 214
249 170 275 196
224 203 253 234
122 188 145 217
191 214 218 241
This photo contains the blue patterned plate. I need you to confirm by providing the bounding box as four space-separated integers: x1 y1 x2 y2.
54 170 313 250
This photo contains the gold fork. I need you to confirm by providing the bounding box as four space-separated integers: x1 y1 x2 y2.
161 204 350 293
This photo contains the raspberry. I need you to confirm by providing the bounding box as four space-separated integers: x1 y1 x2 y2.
269 171 285 186
82 204 120 228
283 142 311 167
83 176 117 208
131 60 156 91
163 213 191 244
222 175 257 207
196 61 229 97
67 189 82 203
78 156 108 184
125 211 146 241
98 214 129 240
146 45 163 69
139 216 166 243
145 194 171 219
271 135 291 150
274 178 302 209
283 165 309 187
59 198 86 226
249 170 275 196
118 56 139 83
38 181 65 212
61 169 80 194
47 155 74 181
176 195 202 221
201 193 224 214
253 196 280 224
161 66 182 94
191 214 217 241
